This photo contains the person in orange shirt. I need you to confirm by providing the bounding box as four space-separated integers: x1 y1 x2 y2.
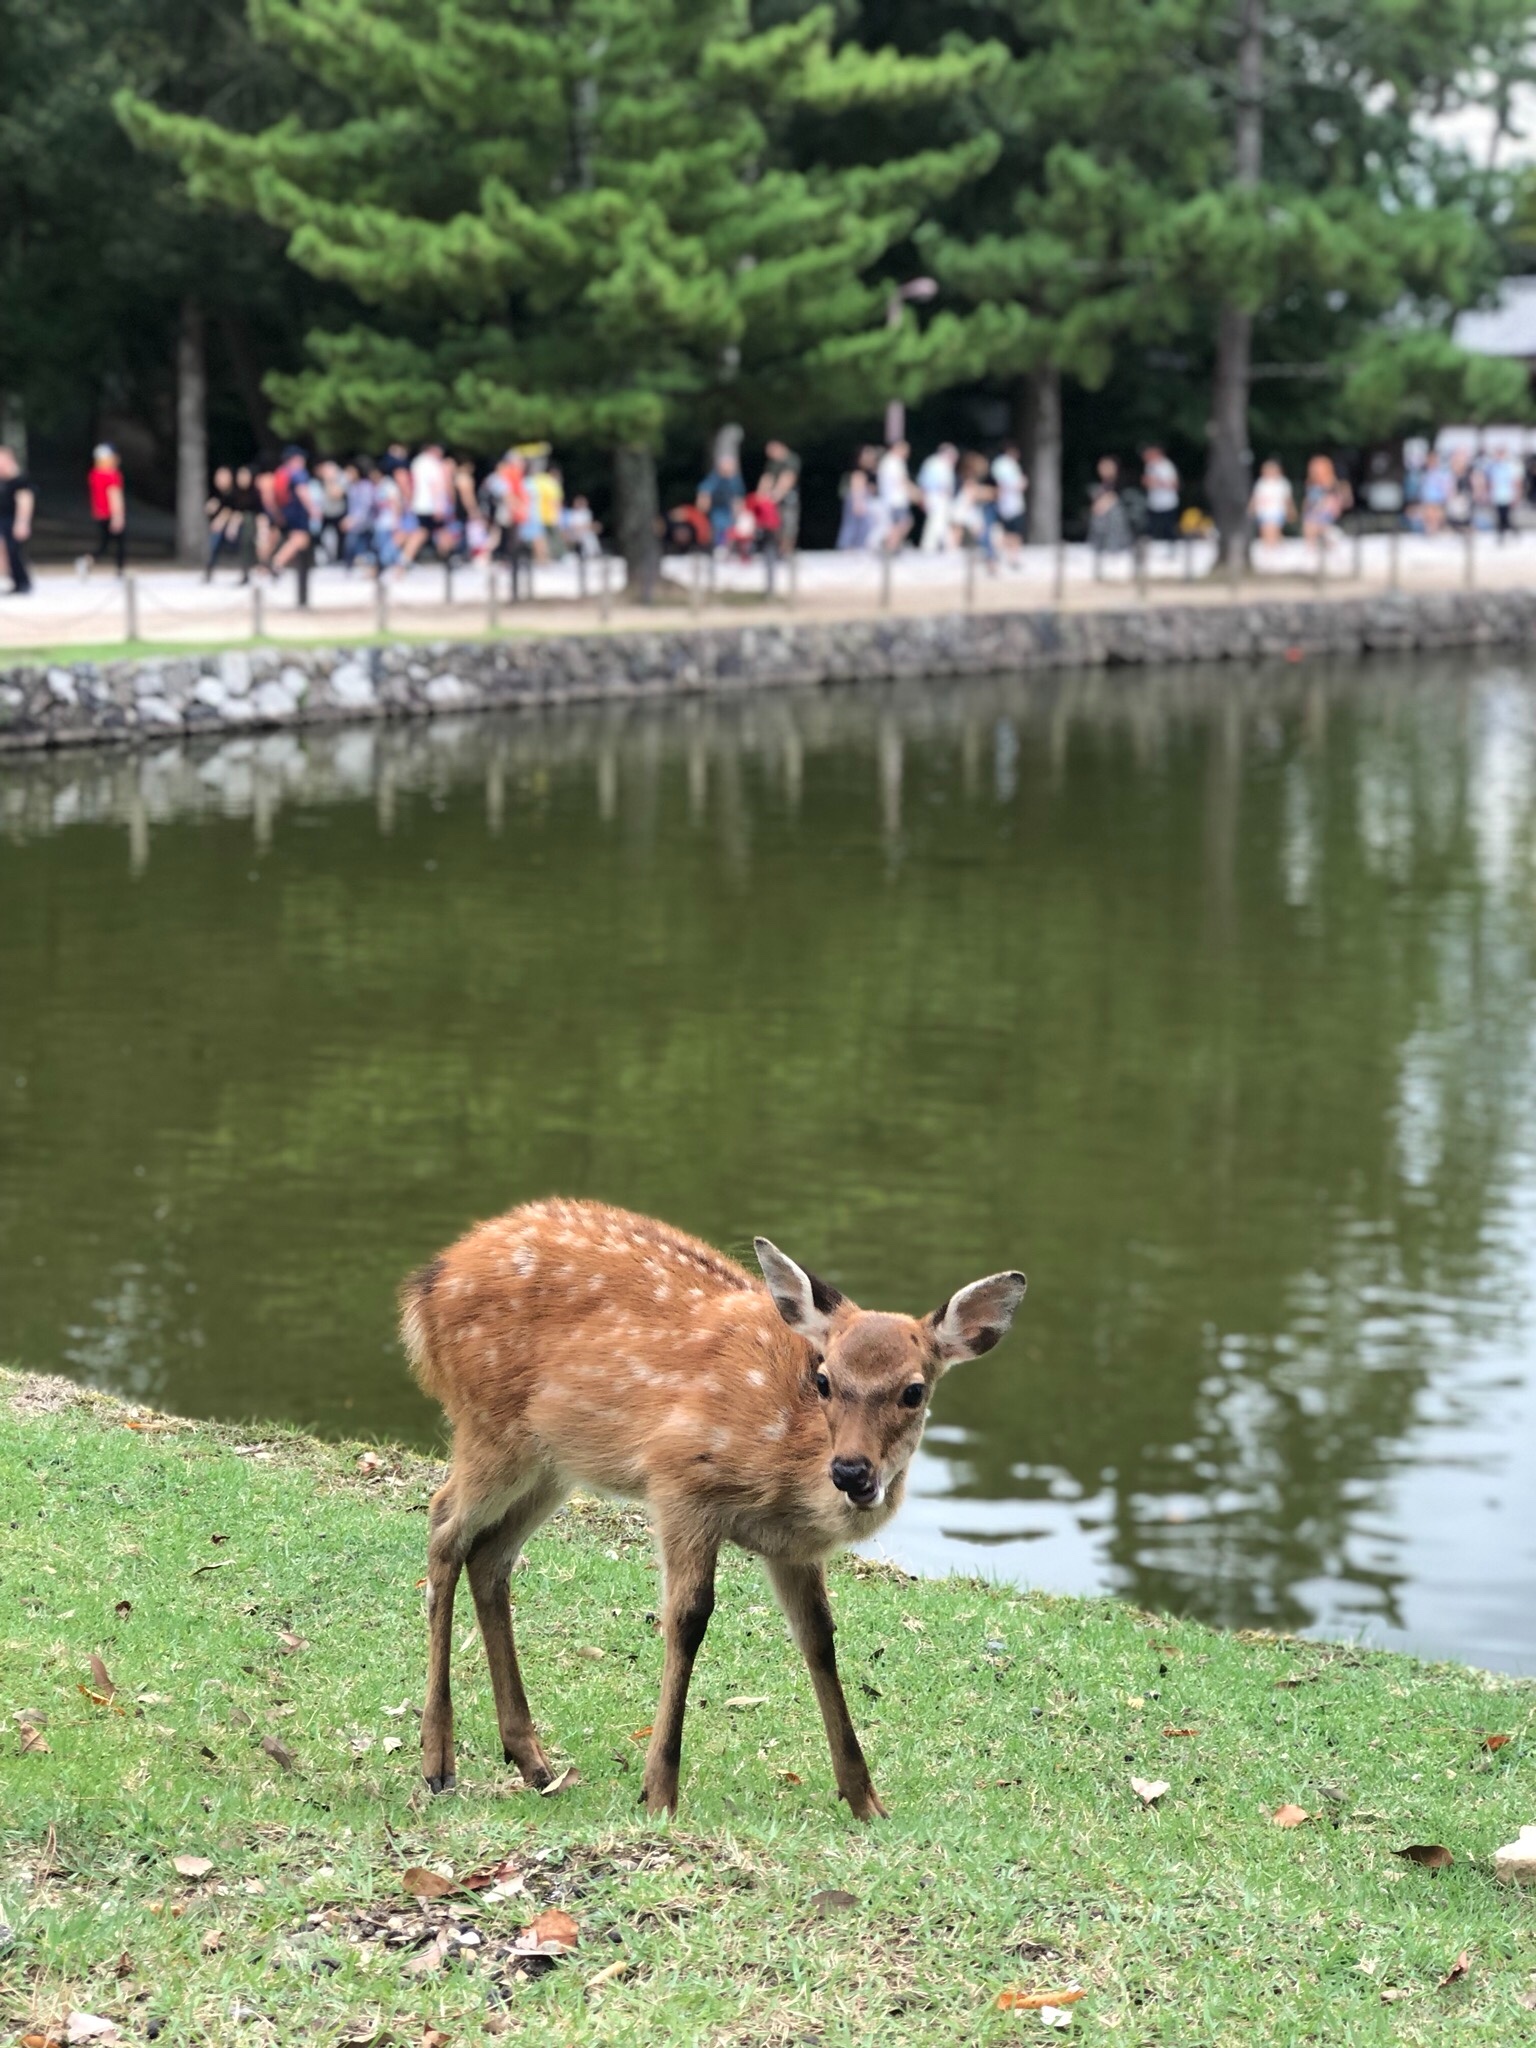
81 445 127 577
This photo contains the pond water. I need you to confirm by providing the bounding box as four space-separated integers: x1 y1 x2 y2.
3 659 1536 1674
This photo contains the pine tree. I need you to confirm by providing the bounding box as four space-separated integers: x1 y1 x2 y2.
875 0 1532 555
1181 0 1535 567
121 0 1003 588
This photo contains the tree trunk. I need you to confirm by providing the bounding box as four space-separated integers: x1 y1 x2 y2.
614 443 660 601
176 295 209 566
1205 0 1265 572
219 310 274 453
0 390 27 469
1022 363 1061 546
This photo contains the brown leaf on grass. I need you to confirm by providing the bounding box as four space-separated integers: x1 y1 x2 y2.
259 1734 296 1772
630 1725 653 1741
89 1654 117 1699
210 1533 229 1545
1393 1844 1453 1869
405 1934 448 1976
382 1736 403 1753
805 1889 858 1919
538 1764 579 1797
171 1855 213 1879
1518 1990 1536 2011
516 1908 580 1955
199 1929 225 1955
402 1867 459 1900
19 2033 58 2046
996 1988 1086 2011
421 2030 451 2048
777 1770 803 1786
19 1722 51 1755
190 1561 235 1576
113 1953 133 1980
1130 1778 1169 1806
76 1685 124 1715
1273 1674 1320 1689
113 1601 132 1620
65 2017 119 2045
1271 1804 1310 1828
276 1632 309 1656
1380 1988 1406 2005
458 1856 522 1894
1481 1734 1512 1753
1162 1727 1198 1738
586 1959 630 1993
356 1451 386 1478
1437 1951 1472 1989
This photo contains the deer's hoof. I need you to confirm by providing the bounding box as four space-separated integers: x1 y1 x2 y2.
424 1772 457 1795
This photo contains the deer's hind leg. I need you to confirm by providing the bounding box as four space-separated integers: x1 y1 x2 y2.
421 1462 561 1794
465 1468 566 1787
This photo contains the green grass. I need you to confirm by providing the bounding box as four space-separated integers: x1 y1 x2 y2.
2 1368 1534 2045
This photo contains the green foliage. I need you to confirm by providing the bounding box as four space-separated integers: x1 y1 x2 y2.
119 0 1004 456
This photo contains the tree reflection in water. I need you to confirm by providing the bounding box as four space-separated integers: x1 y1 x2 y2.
3 657 1535 1666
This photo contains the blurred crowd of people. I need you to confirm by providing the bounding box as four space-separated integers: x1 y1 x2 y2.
202 442 602 586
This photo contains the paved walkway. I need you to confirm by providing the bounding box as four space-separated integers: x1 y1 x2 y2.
0 532 1529 655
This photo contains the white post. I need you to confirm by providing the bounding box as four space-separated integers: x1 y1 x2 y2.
124 574 140 643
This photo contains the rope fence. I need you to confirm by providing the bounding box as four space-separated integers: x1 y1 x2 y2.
3 524 1533 655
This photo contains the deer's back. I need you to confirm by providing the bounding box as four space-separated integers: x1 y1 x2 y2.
402 1199 815 1483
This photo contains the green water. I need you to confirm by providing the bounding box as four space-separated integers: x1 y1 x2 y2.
4 661 1535 1670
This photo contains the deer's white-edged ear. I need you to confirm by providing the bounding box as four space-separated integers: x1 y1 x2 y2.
927 1270 1027 1368
753 1237 845 1347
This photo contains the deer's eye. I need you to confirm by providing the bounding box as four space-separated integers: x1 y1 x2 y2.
815 1372 831 1399
900 1383 926 1409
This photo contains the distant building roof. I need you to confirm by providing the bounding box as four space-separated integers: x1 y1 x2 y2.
1453 276 1536 359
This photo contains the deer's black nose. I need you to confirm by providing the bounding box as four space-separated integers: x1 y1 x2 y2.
830 1456 877 1502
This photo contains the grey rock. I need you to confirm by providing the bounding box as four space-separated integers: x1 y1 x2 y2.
327 660 376 708
250 679 299 721
425 673 472 708
219 651 253 697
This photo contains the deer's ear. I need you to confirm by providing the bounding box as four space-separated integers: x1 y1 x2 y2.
927 1270 1027 1368
753 1237 845 1347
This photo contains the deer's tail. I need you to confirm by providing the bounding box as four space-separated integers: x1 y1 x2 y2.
398 1256 447 1401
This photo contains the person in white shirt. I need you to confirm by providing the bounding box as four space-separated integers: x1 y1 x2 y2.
1248 459 1295 546
991 443 1027 561
1142 446 1180 548
917 442 957 552
1485 446 1523 541
410 444 453 536
875 440 914 550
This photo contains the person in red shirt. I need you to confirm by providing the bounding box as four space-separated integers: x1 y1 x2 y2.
81 445 127 577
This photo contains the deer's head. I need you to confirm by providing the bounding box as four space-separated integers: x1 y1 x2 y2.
754 1238 1027 1510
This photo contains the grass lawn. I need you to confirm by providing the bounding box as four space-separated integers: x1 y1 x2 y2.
2 1367 1533 2046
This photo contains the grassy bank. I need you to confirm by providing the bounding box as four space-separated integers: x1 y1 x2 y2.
2 1369 1533 2045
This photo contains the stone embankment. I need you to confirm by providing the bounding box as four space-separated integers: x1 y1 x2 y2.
4 588 1536 751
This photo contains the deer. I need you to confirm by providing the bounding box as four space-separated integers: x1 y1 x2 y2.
399 1197 1026 1819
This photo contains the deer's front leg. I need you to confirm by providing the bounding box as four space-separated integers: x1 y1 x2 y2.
766 1557 887 1820
642 1524 718 1816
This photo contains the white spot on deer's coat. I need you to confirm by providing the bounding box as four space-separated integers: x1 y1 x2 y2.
746 1369 765 1388
762 1418 786 1440
588 1274 605 1292
708 1427 731 1453
512 1247 537 1276
654 1282 671 1302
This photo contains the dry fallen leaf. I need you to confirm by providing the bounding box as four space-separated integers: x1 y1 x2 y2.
259 1734 297 1772
1162 1727 1198 1738
777 1770 803 1786
382 1736 403 1753
538 1764 579 1797
1380 1988 1406 2005
402 1866 459 1900
1438 1951 1472 1989
114 1600 132 1620
630 1725 653 1742
276 1632 310 1656
1271 1804 1309 1828
459 1856 522 1893
587 1958 630 1993
199 1929 225 1955
171 1855 213 1879
1130 1778 1169 1806
65 2017 120 2045
18 2033 57 2046
1393 1844 1453 1869
575 1646 605 1661
805 1888 858 1919
514 1908 580 1956
405 1933 448 1976
996 1987 1086 2011
421 2030 451 2048
88 1654 117 1699
113 1953 133 1981
724 1695 769 1710
19 1722 51 1755
1481 1734 1512 1753
356 1451 386 1478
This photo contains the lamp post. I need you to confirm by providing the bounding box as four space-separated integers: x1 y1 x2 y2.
884 278 938 445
